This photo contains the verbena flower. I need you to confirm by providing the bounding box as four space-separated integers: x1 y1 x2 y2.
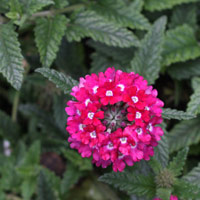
154 195 178 200
66 67 164 172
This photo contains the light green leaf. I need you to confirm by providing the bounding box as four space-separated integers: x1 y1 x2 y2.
182 162 200 187
168 118 200 152
21 178 37 200
89 0 150 30
19 0 54 15
187 77 200 115
130 16 167 84
66 10 140 48
35 68 78 94
162 108 196 120
35 15 68 67
0 23 24 90
144 0 199 11
53 0 68 8
156 188 171 200
162 24 200 66
167 58 200 80
37 170 56 200
99 172 155 198
168 147 189 176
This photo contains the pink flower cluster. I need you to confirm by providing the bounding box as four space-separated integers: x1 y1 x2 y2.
66 67 164 172
154 195 178 200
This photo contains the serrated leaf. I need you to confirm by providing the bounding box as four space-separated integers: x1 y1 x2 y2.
168 118 200 152
21 178 36 200
182 162 200 187
162 24 200 67
130 16 166 84
0 23 24 90
187 78 200 115
61 164 82 194
37 170 56 200
99 172 155 198
19 0 54 15
89 0 150 30
144 0 199 11
167 59 200 80
169 4 197 29
156 188 171 200
35 15 68 67
66 10 140 48
168 147 188 176
35 68 78 94
162 108 196 120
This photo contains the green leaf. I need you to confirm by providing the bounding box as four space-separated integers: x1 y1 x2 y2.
162 108 196 120
35 15 68 67
168 147 189 176
62 150 92 171
21 178 37 200
19 0 54 15
61 164 82 195
167 58 200 80
130 16 166 84
53 0 68 8
162 24 200 67
169 4 197 29
35 68 78 94
0 110 19 139
187 77 200 115
89 0 150 30
168 118 200 152
0 23 24 90
144 0 199 11
182 162 200 187
66 10 140 48
156 188 171 200
37 170 56 200
99 172 155 198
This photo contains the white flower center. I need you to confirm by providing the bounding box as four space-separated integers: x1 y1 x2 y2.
135 112 141 119
88 112 94 119
147 124 153 132
93 86 98 94
85 98 91 106
79 124 84 131
131 96 138 103
145 106 150 111
118 153 124 159
107 142 114 150
106 90 113 96
120 137 127 144
117 84 125 91
136 128 142 135
131 143 137 149
77 109 81 115
90 131 96 138
107 128 112 134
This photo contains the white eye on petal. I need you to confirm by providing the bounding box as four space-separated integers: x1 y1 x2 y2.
117 84 125 91
131 96 138 103
93 86 98 94
106 90 113 96
85 99 91 106
120 137 127 144
136 128 142 135
90 131 96 138
107 142 114 150
88 112 94 119
135 112 141 119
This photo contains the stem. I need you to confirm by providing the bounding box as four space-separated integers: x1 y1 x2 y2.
32 4 85 18
11 91 20 122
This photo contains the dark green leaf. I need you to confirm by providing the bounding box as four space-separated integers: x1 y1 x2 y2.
130 16 167 84
0 23 24 90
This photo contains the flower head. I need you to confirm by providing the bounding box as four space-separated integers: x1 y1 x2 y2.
66 67 164 172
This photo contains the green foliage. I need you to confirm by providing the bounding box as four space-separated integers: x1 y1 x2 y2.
89 0 150 30
37 170 56 200
0 23 24 90
99 172 156 198
130 16 167 84
168 147 188 176
156 188 171 200
53 0 68 8
35 15 68 67
35 68 78 94
162 24 200 66
168 118 200 152
66 10 140 48
144 0 199 11
162 108 196 120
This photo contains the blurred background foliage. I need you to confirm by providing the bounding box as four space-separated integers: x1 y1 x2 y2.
1 0 200 199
